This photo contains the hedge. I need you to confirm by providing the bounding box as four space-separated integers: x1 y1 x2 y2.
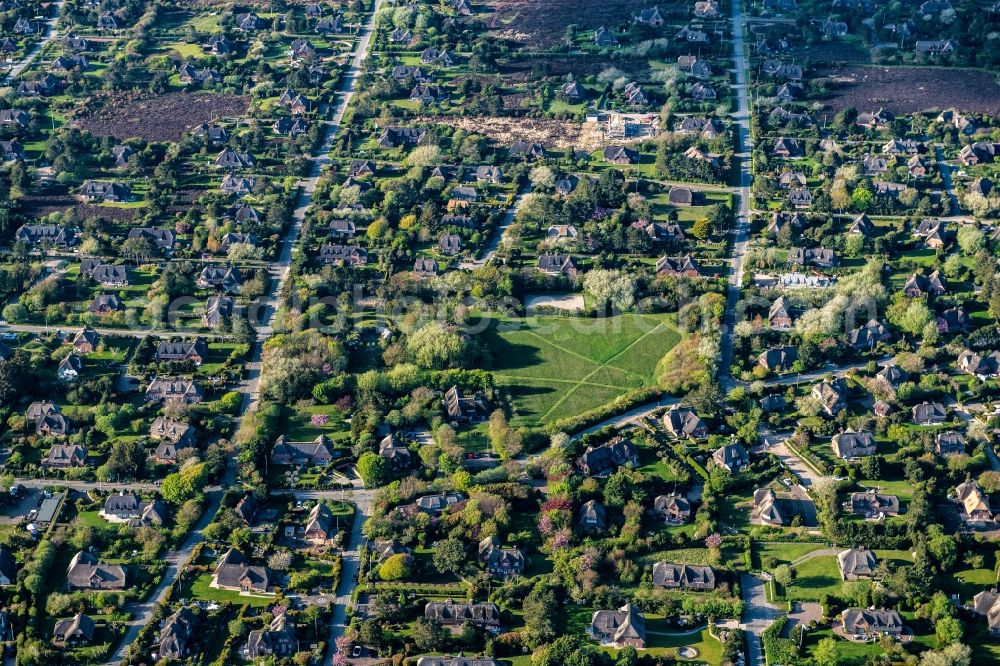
761 616 798 665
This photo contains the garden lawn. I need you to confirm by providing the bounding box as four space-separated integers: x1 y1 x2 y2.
283 404 351 443
801 627 883 666
785 555 845 601
483 314 681 427
187 572 273 607
753 541 828 568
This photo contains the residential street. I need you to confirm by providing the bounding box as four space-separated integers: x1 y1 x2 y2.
459 185 531 269
762 434 828 488
740 573 782 666
761 357 893 387
103 489 223 665
99 0 386 660
718 0 753 387
0 322 227 340
3 0 64 83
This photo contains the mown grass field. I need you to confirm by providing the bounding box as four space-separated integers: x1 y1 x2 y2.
481 314 682 426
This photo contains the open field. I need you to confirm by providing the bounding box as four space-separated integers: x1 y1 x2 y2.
820 66 1000 116
483 314 681 426
75 91 250 142
484 0 650 47
426 115 609 151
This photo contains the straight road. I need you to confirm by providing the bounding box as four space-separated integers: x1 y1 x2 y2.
718 0 753 386
0 322 232 340
460 185 531 269
576 395 681 436
935 144 959 217
741 573 782 666
727 3 783 663
105 2 385 661
324 485 374 665
761 356 893 387
3 0 64 82
761 432 827 488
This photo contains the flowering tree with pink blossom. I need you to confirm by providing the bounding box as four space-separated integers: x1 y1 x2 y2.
705 533 723 548
311 413 330 426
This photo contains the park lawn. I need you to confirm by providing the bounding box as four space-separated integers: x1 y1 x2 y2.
187 572 273 608
456 421 489 453
637 446 684 481
484 314 681 427
857 479 916 500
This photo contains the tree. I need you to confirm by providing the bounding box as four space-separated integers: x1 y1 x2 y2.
957 225 985 255
935 616 963 646
432 538 466 575
523 584 559 641
218 391 243 414
99 440 147 481
891 299 933 336
927 525 958 571
357 452 389 488
161 461 208 504
814 637 838 666
411 618 447 651
378 553 410 580
228 619 247 638
773 564 793 587
268 550 293 570
406 322 466 369
583 269 636 312
603 470 633 508
920 642 971 666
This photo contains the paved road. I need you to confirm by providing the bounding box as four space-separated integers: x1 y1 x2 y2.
764 436 827 488
740 573 782 666
935 144 959 217
576 395 681 436
12 478 162 493
3 0 64 83
104 3 385 660
105 490 223 664
324 484 374 664
761 356 893 387
304 3 388 659
459 185 531 269
717 0 753 385
0 322 231 340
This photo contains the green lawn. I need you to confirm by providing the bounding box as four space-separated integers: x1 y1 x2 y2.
483 314 682 427
187 572 273 608
283 404 351 443
754 541 828 568
785 555 845 600
801 627 883 666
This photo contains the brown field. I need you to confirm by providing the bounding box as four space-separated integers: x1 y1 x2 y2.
22 186 140 223
821 66 1000 116
427 115 609 151
485 0 649 47
499 56 620 81
75 92 249 142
